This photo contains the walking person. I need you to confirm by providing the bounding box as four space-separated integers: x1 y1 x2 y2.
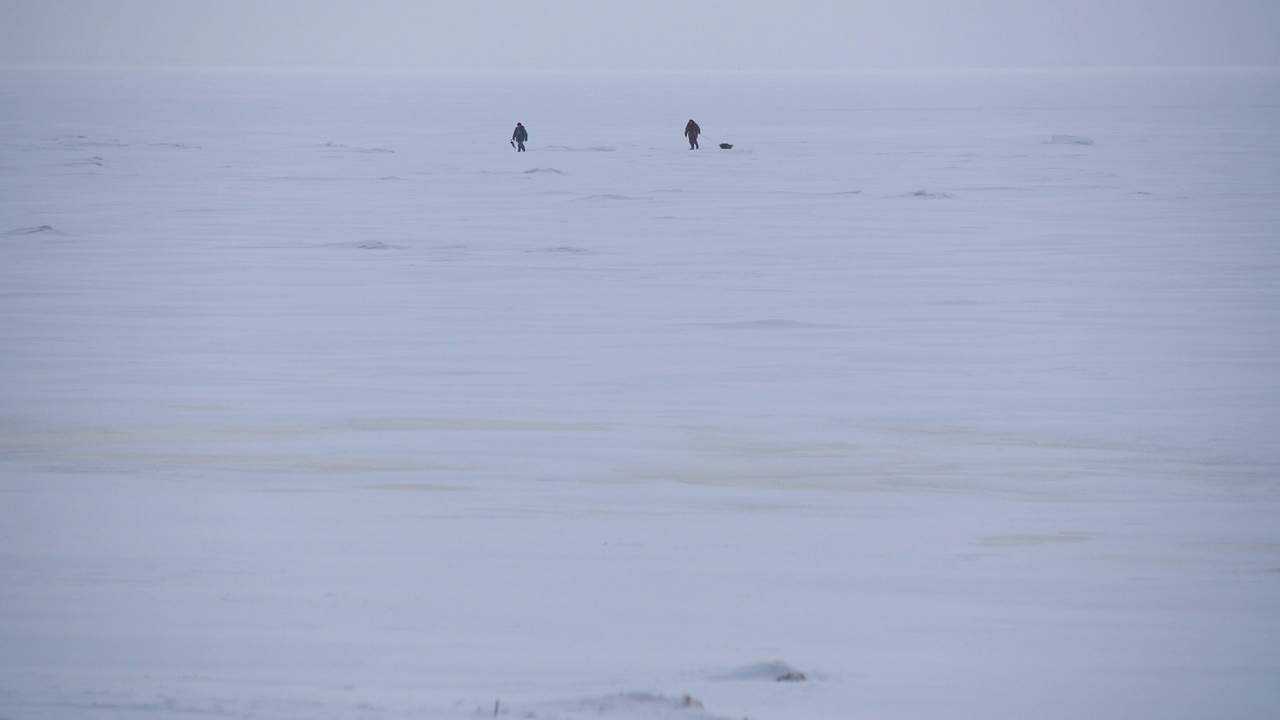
512 122 528 152
684 119 700 149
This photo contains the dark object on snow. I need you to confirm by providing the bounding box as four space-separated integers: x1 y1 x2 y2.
684 119 700 149
719 143 733 149
776 670 806 682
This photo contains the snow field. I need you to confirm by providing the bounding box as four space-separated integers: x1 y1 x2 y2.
1 67 1278 719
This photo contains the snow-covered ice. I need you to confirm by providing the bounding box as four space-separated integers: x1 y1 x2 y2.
1 67 1279 719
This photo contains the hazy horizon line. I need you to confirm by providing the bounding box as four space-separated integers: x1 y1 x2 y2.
5 63 1280 74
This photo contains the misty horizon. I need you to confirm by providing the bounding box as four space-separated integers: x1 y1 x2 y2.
2 1 1278 71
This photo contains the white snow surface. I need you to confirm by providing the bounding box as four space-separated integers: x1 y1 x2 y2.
2 67 1279 719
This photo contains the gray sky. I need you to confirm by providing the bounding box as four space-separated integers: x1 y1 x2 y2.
2 0 1278 70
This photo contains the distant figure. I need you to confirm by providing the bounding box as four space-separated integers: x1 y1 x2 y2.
684 119 700 149
512 122 528 152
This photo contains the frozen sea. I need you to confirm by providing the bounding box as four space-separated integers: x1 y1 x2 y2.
1 67 1279 719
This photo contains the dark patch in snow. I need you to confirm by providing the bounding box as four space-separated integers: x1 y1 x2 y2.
730 190 858 198
263 175 400 182
4 225 59 236
147 142 201 149
529 246 592 255
524 167 565 174
320 141 394 153
903 189 956 199
499 692 732 719
541 145 617 152
712 660 809 682
258 176 350 182
688 319 842 330
1033 183 1121 191
53 136 127 148
307 240 404 250
976 532 1095 548
1048 134 1095 146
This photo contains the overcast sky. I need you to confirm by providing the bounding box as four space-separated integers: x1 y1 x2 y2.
1 0 1278 70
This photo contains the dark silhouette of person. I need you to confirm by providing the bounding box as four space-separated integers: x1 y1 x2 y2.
512 122 528 152
684 119 701 149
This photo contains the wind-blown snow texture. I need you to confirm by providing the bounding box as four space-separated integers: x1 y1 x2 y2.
2 68 1279 720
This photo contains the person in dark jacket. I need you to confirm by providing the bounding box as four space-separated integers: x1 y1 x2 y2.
512 122 528 152
684 119 700 149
